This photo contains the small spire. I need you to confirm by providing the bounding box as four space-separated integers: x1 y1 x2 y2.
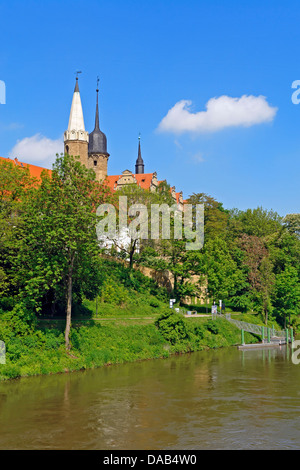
137 134 142 162
95 76 100 130
135 133 144 174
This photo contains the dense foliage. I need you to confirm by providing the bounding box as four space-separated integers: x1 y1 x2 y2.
134 194 300 328
0 154 299 380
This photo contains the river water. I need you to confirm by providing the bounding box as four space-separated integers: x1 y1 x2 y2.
0 345 299 450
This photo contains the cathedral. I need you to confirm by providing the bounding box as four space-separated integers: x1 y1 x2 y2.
64 77 184 210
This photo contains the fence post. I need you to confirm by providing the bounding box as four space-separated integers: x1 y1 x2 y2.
241 329 245 345
286 328 289 344
267 328 271 343
290 328 294 344
262 326 265 341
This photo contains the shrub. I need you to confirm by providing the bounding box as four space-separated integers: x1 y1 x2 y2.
149 299 160 308
2 303 37 337
193 324 205 339
155 310 189 344
205 320 221 335
100 280 129 306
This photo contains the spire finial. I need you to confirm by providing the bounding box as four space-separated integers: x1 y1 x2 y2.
74 71 82 92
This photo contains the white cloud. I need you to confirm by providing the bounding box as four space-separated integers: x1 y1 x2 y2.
9 133 63 165
158 95 277 134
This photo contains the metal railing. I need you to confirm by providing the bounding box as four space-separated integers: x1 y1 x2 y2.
227 317 286 339
178 307 290 341
211 312 289 340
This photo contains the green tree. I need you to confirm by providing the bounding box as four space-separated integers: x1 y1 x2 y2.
274 265 300 328
228 206 282 239
103 184 154 268
187 193 229 242
257 256 275 324
18 154 111 349
201 237 244 303
283 213 300 238
237 234 276 322
0 159 37 301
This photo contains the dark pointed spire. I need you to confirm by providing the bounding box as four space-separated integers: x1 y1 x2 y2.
94 77 100 130
88 77 109 156
135 134 144 174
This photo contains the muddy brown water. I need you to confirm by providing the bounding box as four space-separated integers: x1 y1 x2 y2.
0 345 299 449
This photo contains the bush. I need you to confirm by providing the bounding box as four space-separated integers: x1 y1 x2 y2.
149 299 160 308
205 320 221 335
2 303 37 337
155 310 189 344
193 324 205 339
100 280 129 306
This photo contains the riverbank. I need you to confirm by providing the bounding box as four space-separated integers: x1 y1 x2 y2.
0 312 260 381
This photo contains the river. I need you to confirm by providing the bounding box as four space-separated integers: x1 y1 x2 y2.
0 345 299 450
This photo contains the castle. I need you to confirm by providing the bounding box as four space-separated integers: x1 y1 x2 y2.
0 77 185 211
64 77 184 210
0 79 204 303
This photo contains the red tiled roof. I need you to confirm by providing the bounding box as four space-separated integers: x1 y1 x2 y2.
0 156 51 180
0 157 185 202
135 173 155 190
104 173 155 191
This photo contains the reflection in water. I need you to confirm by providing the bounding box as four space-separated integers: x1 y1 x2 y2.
0 346 299 449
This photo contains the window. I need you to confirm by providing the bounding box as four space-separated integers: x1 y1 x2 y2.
94 160 97 166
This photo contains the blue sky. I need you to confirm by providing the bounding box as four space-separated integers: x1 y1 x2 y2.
0 0 299 216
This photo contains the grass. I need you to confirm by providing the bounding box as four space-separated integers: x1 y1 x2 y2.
0 259 267 382
0 311 259 381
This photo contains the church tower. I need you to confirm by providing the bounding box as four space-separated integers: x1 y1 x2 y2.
88 82 109 181
64 76 89 166
135 135 144 174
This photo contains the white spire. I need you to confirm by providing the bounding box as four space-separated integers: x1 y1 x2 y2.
67 78 85 131
64 77 89 144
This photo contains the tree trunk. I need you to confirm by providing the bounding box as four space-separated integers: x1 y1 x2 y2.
129 239 137 269
265 309 268 325
65 257 74 350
